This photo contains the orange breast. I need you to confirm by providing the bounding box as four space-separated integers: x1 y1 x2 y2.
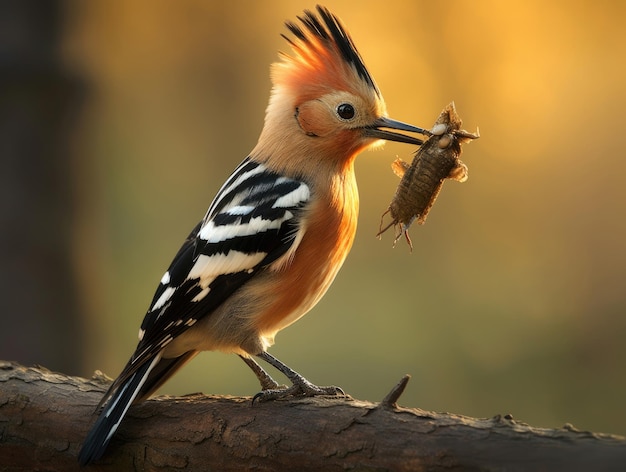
254 171 359 335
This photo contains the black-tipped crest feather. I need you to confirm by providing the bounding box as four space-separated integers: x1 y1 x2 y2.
284 5 380 96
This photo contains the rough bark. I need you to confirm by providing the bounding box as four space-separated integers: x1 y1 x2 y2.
0 361 624 471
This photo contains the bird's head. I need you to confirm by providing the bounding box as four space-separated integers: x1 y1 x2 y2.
254 5 427 172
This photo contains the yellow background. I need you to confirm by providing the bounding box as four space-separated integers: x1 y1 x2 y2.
64 1 626 435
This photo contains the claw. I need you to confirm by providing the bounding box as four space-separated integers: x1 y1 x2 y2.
251 351 346 404
252 380 344 404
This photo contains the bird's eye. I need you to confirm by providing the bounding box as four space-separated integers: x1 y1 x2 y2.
337 103 355 120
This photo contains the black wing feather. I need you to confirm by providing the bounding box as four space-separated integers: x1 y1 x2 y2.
115 159 309 383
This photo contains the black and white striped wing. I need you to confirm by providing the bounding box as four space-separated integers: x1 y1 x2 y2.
130 158 310 372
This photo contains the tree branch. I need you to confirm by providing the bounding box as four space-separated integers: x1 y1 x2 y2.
1 361 624 471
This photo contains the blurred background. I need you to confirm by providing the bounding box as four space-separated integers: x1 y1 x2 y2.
2 0 625 436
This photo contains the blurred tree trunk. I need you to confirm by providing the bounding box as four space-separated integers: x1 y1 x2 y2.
0 0 85 373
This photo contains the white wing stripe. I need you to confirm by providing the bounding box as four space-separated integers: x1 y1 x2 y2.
225 205 255 216
187 251 267 281
199 214 289 243
273 182 310 209
206 162 266 217
151 287 176 311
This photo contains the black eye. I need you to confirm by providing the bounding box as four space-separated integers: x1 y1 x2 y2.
337 103 355 120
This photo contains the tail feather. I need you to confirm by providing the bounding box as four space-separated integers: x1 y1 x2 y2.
78 355 161 466
134 351 198 403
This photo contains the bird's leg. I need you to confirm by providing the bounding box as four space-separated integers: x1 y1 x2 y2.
238 355 282 391
252 351 345 403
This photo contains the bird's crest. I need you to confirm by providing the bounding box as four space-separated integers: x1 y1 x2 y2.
272 5 380 102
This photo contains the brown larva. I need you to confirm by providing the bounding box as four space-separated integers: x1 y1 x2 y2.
378 102 479 250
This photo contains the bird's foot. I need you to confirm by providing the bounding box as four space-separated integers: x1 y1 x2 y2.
253 377 344 403
251 351 346 403
258 377 284 391
239 354 283 391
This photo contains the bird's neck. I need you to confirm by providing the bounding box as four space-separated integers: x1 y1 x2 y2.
251 125 359 182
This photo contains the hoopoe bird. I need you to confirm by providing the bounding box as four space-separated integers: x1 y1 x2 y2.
78 5 427 465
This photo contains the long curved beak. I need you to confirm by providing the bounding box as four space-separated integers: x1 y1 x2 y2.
363 117 429 145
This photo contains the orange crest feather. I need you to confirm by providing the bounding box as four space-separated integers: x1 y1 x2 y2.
272 5 380 103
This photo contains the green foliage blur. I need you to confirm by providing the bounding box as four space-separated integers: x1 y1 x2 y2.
64 1 626 435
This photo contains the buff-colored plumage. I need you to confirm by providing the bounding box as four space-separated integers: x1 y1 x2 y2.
247 7 386 346
78 6 426 465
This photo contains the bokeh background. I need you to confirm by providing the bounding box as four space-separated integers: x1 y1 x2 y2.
2 0 625 436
